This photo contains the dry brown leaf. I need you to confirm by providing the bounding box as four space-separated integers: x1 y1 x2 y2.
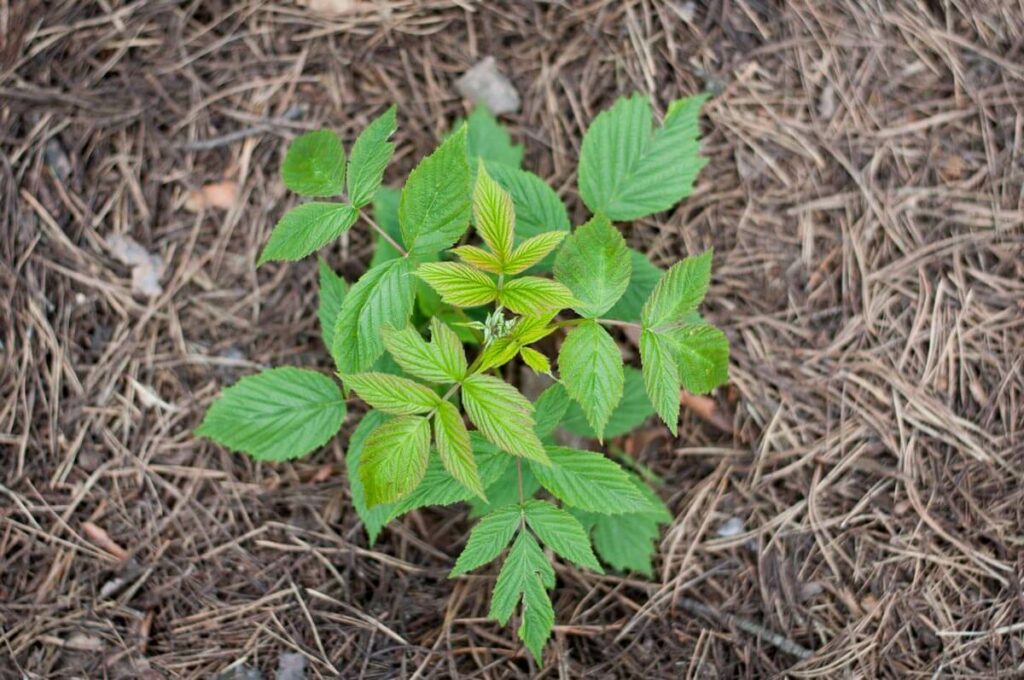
185 180 239 212
81 521 129 561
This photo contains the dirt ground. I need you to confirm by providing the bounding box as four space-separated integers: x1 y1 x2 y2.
2 1 1023 678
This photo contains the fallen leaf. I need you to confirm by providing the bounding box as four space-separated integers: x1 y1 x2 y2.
456 57 520 115
679 391 734 435
185 180 239 212
107 234 165 297
82 521 129 561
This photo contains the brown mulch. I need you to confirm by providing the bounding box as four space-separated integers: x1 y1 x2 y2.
2 1 1023 678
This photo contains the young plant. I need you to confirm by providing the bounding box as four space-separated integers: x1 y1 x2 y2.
197 95 728 663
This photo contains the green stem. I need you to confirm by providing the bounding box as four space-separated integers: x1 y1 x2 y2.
361 211 407 257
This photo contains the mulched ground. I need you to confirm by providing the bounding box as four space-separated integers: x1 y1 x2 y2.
3 1 1023 678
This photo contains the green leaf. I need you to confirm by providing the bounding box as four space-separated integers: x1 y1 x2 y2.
466 106 524 170
416 262 497 308
451 245 502 274
641 249 713 329
317 259 347 357
369 187 404 267
258 202 358 265
343 372 440 415
604 249 662 322
573 475 672 576
532 383 571 439
504 231 567 275
553 215 631 317
196 367 345 462
346 411 394 543
562 366 653 439
462 374 549 464
450 504 521 576
490 531 555 663
520 347 551 376
381 320 467 384
523 500 602 572
473 163 515 262
347 106 397 208
578 93 708 221
488 163 570 241
359 415 431 507
332 258 416 374
498 277 575 315
528 446 648 513
434 400 484 500
390 433 512 517
639 328 680 435
400 127 471 257
558 320 624 441
671 323 729 395
490 531 555 622
281 129 346 197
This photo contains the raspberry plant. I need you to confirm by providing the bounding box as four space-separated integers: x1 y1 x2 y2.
197 95 728 662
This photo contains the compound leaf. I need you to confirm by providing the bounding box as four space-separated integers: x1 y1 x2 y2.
462 374 548 464
347 105 397 208
282 129 346 197
641 249 712 329
553 215 631 318
401 127 471 257
343 372 440 415
196 367 345 462
258 202 358 265
490 532 555 663
490 531 555 621
578 93 708 221
359 415 431 507
558 320 623 442
416 262 497 308
528 446 647 513
523 500 602 572
332 258 416 374
450 504 521 576
381 321 466 384
434 400 484 500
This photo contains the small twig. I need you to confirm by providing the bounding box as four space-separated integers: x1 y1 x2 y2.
178 105 307 150
678 597 813 660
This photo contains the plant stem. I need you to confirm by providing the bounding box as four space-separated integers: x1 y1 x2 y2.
361 211 407 257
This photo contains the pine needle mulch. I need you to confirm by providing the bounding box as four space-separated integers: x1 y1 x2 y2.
2 1 1022 678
